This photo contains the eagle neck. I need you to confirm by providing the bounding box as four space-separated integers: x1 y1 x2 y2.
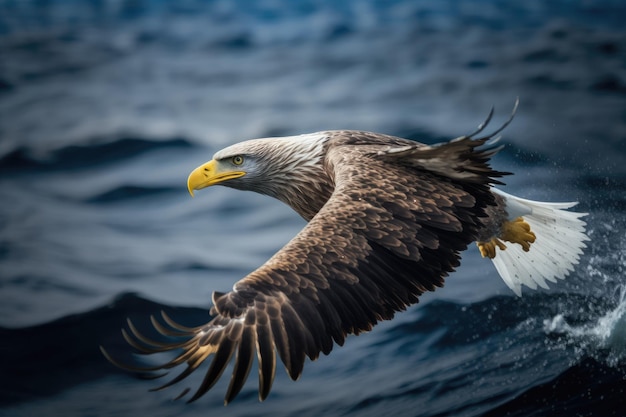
264 134 334 221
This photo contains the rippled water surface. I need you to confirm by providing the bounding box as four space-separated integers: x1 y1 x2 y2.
1 1 625 416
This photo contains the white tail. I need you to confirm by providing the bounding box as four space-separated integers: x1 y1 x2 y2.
490 188 589 296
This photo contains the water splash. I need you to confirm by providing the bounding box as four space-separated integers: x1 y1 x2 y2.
544 285 626 367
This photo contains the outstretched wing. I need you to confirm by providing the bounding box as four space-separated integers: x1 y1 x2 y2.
103 130 506 404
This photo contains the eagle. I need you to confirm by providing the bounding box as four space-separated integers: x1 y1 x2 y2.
102 102 588 404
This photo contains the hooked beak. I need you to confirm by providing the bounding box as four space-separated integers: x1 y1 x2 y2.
187 160 245 197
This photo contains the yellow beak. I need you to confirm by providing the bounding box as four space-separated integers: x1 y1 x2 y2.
187 160 245 197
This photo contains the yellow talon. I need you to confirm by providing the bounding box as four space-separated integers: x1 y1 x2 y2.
500 217 536 252
477 217 536 259
477 238 507 259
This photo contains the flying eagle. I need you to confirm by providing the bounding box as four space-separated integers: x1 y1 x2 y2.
102 103 588 404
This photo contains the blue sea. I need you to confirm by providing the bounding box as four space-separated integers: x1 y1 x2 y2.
1 1 625 416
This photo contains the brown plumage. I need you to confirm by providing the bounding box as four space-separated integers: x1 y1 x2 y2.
101 101 589 404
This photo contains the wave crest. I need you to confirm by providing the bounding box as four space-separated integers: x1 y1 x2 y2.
0 137 194 174
544 285 626 366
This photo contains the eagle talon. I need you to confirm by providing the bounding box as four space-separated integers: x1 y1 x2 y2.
477 238 507 259
501 217 536 252
477 217 537 259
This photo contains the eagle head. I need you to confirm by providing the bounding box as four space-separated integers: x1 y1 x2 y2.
187 133 333 220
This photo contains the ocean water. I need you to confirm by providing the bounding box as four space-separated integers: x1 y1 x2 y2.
1 0 625 416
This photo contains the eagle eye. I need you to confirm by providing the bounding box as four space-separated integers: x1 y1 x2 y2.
231 155 244 166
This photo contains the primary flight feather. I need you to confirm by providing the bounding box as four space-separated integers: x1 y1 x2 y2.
102 102 588 404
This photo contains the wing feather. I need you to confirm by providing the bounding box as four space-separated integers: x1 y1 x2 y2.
225 325 255 404
150 315 188 337
278 301 307 379
152 349 210 393
187 336 236 402
255 319 276 401
160 310 198 332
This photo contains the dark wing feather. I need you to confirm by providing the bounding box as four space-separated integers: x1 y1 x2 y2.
375 99 518 184
376 135 508 184
225 324 254 403
104 132 505 404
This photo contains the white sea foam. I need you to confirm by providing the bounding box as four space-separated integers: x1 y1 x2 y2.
544 286 626 366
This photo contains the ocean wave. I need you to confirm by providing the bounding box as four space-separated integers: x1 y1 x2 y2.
544 285 626 367
0 293 205 406
2 289 624 415
382 294 602 349
482 357 626 417
0 137 194 175
332 292 626 416
85 185 180 204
